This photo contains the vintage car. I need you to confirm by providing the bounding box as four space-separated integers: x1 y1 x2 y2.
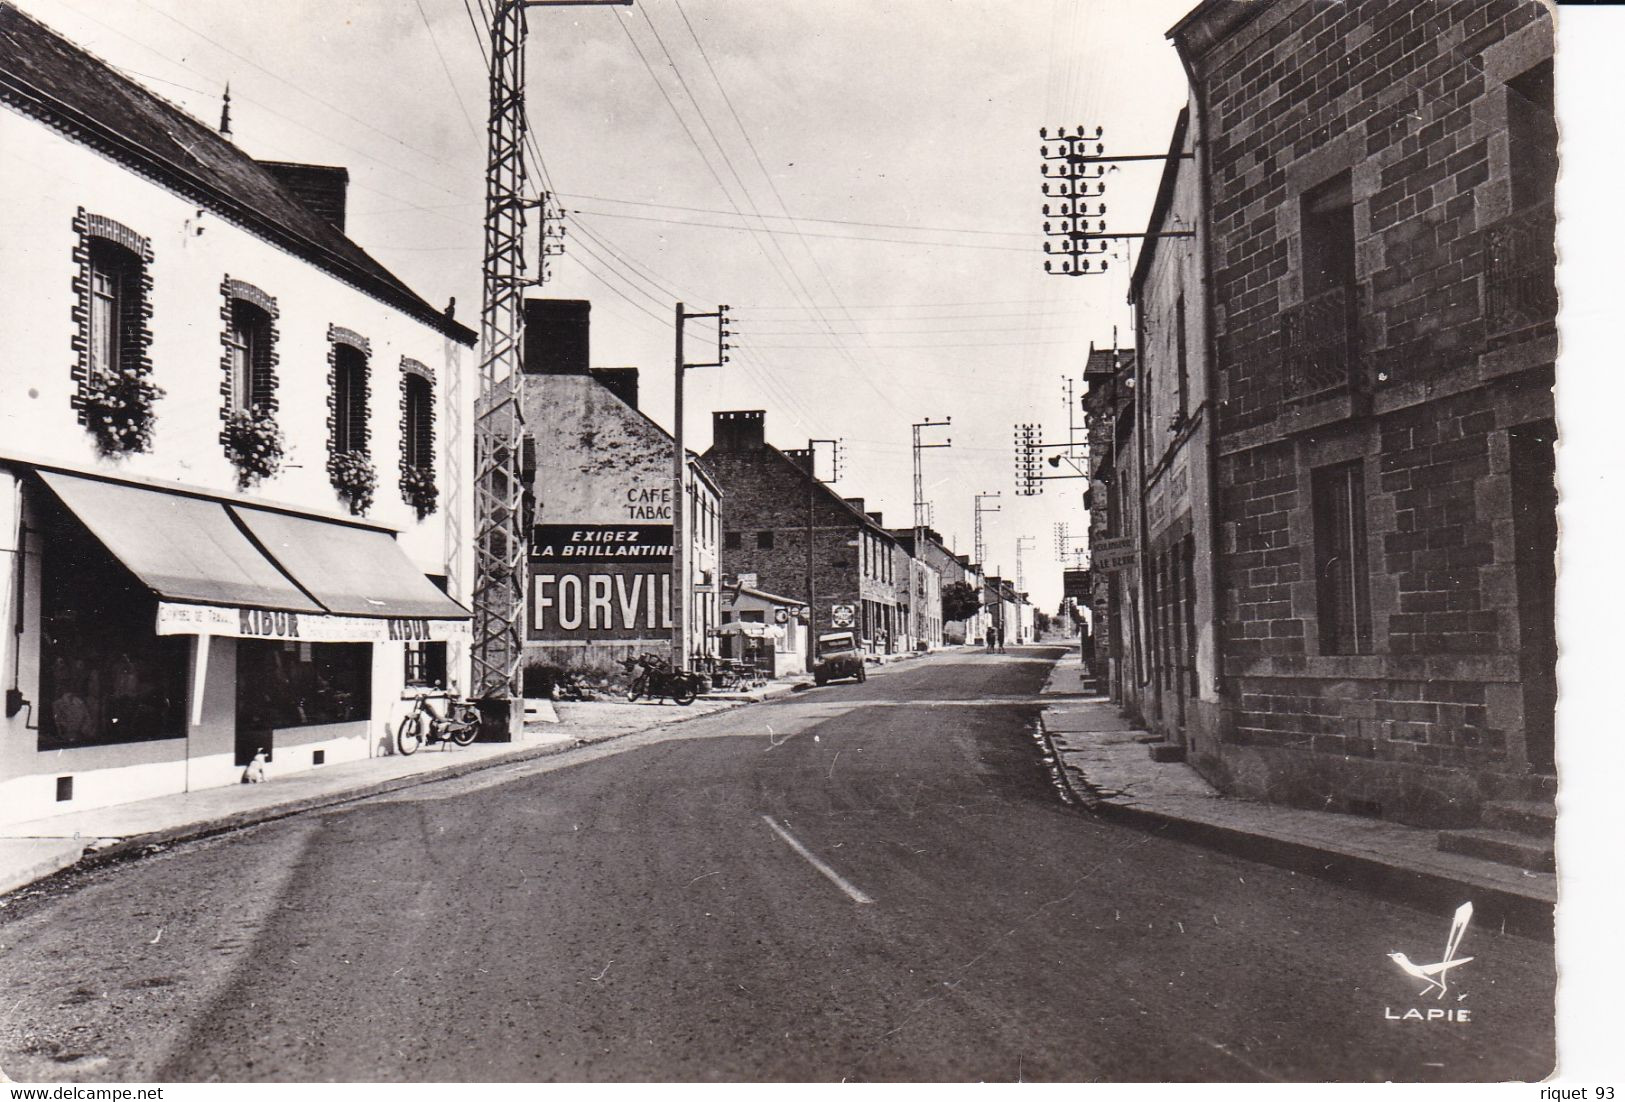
812 630 867 686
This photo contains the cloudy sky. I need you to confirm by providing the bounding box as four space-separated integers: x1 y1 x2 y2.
13 0 1203 609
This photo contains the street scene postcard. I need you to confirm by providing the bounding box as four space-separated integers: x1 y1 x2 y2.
0 0 1618 1090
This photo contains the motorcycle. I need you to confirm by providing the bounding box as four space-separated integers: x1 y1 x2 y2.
622 653 705 706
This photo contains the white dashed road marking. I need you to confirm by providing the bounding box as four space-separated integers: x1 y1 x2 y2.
761 815 874 904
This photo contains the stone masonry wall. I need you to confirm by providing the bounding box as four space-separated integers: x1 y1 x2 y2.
1188 0 1556 827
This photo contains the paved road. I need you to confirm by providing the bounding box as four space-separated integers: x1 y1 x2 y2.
0 647 1555 1082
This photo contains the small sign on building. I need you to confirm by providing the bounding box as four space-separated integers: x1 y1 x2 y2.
831 603 855 627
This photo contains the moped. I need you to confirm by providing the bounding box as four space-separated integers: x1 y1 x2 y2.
397 688 481 754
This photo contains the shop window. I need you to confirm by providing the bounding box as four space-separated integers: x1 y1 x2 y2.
1313 460 1372 655
37 500 186 750
237 640 372 730
739 610 765 623
724 531 742 550
333 343 369 455
405 641 448 688
757 530 775 549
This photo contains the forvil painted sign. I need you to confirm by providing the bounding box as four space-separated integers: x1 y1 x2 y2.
528 565 673 640
527 524 676 640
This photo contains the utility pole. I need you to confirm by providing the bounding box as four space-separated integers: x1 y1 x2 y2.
974 491 1001 567
1014 423 1042 495
911 417 952 531
1015 535 1036 595
1039 125 1194 277
671 302 730 672
471 0 629 735
803 438 840 670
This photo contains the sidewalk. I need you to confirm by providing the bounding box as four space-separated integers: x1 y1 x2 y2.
1036 652 1557 938
0 675 807 899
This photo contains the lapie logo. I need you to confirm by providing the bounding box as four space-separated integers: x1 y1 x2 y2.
1384 902 1475 1023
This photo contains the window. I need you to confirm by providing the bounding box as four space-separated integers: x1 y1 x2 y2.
724 530 742 551
1507 59 1556 212
1175 293 1190 416
87 239 144 380
405 641 448 688
238 641 372 730
1313 460 1372 655
333 343 368 455
227 299 275 412
73 212 158 452
37 499 187 750
403 373 433 469
1301 172 1355 297
757 530 775 549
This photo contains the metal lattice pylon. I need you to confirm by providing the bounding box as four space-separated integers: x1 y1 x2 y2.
472 0 532 701
472 0 628 703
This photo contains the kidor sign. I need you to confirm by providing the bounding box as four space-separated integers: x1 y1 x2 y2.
528 524 675 640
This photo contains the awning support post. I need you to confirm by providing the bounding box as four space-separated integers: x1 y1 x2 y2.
190 633 211 727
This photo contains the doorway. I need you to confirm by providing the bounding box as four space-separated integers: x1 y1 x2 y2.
1509 420 1557 773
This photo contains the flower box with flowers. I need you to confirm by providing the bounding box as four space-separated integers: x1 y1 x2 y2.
327 451 377 515
400 462 437 519
223 406 285 488
81 367 163 456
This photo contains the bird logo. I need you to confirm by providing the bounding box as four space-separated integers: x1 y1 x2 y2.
1388 902 1474 1000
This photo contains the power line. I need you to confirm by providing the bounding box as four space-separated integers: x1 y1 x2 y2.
555 191 1028 238
667 0 904 418
414 0 483 140
615 6 891 423
565 206 1034 252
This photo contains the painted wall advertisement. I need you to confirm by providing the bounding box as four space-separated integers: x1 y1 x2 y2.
528 524 674 640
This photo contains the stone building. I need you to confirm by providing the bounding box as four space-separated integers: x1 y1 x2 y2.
700 411 905 656
0 4 475 824
1080 345 1141 713
1129 104 1219 761
894 527 966 649
516 300 721 677
1170 0 1557 855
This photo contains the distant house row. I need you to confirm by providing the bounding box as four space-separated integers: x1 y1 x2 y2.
514 301 1031 684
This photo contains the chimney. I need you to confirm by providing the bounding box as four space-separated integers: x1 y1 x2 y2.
843 497 865 514
711 410 765 452
523 299 591 375
258 161 349 231
591 367 639 409
783 447 813 473
867 512 884 527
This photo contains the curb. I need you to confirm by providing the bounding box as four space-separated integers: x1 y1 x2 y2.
1034 721 1556 941
10 692 769 896
0 843 84 898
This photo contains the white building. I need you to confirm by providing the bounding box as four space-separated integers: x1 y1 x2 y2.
0 4 475 825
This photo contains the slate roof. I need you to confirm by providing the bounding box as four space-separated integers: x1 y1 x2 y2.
0 2 475 344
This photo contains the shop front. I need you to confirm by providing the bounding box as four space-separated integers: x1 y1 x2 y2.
1 468 470 825
718 584 806 679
